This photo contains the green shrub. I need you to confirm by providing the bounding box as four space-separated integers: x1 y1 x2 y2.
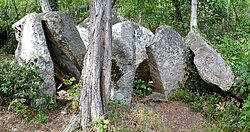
92 116 110 132
239 94 250 131
57 77 81 111
0 59 57 122
0 34 17 54
108 99 129 122
133 79 152 97
203 93 220 118
213 26 250 97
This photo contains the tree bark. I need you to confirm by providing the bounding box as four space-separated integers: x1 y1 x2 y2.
80 0 112 129
39 0 52 12
190 0 198 31
102 0 112 112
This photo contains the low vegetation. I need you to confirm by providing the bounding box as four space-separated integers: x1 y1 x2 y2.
0 59 57 123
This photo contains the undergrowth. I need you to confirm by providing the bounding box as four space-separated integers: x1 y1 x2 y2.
0 59 57 122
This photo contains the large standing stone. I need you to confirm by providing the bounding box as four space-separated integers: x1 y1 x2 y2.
12 13 56 95
146 25 187 97
185 32 234 91
42 12 87 80
111 21 136 105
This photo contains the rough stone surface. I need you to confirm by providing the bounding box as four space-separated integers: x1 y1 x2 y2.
146 25 187 97
78 17 91 29
133 23 154 69
111 21 136 105
185 32 234 91
42 12 86 80
76 26 89 49
13 13 56 95
111 14 127 25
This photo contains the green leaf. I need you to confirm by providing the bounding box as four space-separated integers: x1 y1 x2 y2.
103 119 109 125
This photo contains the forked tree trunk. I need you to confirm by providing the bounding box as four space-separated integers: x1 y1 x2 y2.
80 0 112 129
39 0 52 12
190 0 198 31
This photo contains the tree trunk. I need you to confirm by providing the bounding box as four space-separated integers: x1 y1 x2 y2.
172 0 183 23
172 0 184 31
102 0 112 112
190 0 198 31
80 0 112 129
39 0 52 12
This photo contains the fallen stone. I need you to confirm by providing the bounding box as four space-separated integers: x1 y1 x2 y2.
185 32 234 91
146 25 187 97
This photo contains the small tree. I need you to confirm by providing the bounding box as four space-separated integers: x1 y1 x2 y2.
39 0 52 12
190 0 198 31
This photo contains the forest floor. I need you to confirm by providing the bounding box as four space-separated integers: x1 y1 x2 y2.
0 101 220 132
0 52 220 131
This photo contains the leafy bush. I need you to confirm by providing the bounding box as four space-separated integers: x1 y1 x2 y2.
56 77 81 111
212 24 250 97
92 116 110 132
62 77 80 101
108 99 129 122
239 95 250 131
133 79 152 97
0 59 57 122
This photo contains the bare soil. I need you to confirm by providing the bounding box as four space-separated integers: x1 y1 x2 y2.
146 101 213 132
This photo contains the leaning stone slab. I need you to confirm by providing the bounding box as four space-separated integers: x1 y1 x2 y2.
41 12 87 80
146 25 187 98
185 32 234 91
12 13 56 95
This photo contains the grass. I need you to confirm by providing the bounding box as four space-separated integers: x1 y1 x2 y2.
108 103 170 131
